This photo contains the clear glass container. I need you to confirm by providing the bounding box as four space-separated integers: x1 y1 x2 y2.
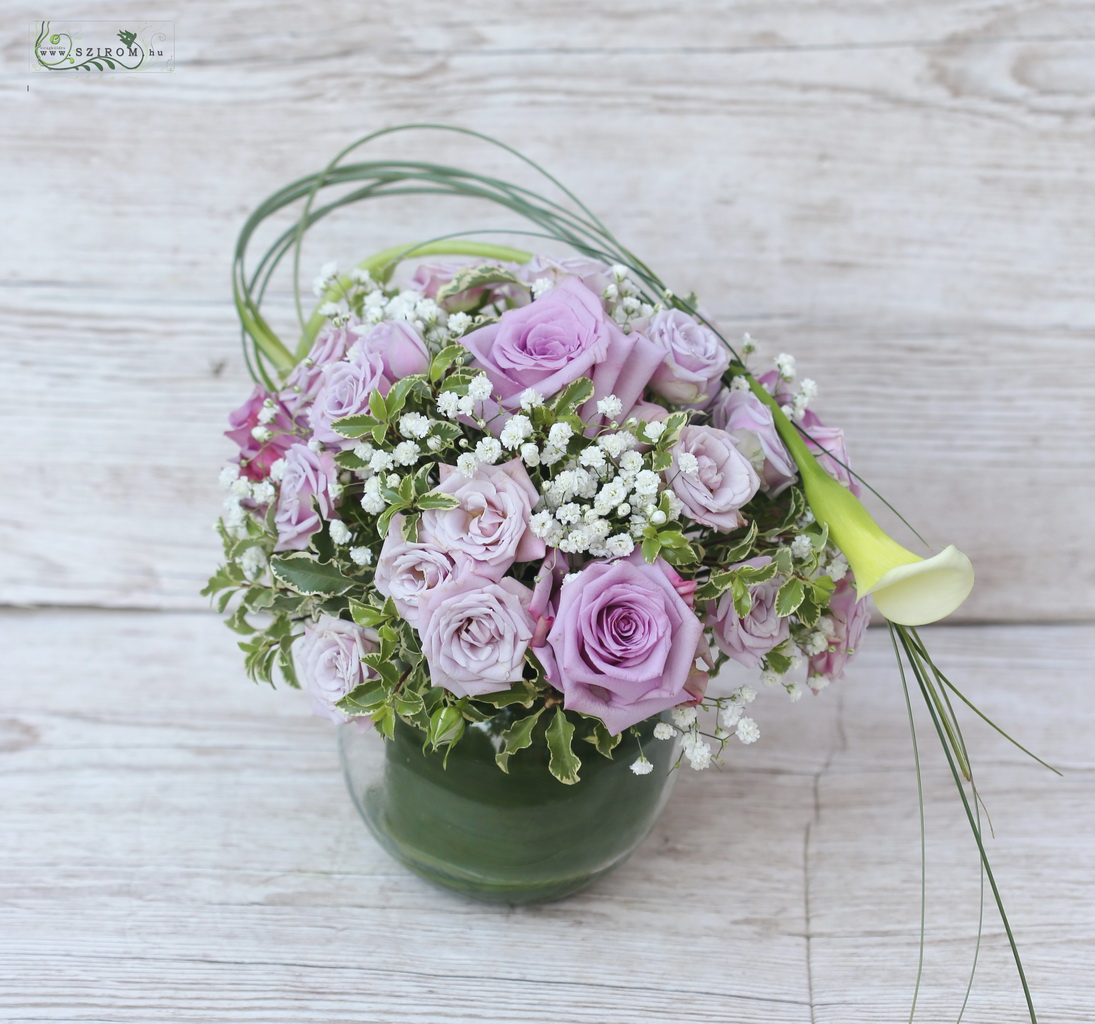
339 709 679 904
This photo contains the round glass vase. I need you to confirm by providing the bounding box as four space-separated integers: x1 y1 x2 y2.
339 709 679 904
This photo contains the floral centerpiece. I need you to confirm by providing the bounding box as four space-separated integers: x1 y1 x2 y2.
206 126 1045 1020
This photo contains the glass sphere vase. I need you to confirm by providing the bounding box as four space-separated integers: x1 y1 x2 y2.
339 709 679 904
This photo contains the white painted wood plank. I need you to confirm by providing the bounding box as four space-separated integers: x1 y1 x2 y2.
0 612 1091 1021
4 8 1093 614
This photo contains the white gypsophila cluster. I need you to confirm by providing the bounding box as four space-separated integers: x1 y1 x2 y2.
252 481 276 506
499 414 534 450
329 519 352 545
675 451 700 476
239 545 268 579
603 267 656 332
349 545 373 566
681 732 713 770
629 756 654 776
790 534 813 560
360 477 385 515
825 554 849 582
436 390 478 420
474 437 502 465
456 452 480 477
446 311 472 336
596 393 623 420
775 352 796 381
530 277 555 299
312 260 339 297
519 388 544 411
527 436 678 556
467 373 493 402
398 412 432 439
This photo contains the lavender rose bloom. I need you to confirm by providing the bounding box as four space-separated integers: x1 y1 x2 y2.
460 277 664 427
308 322 429 446
225 387 299 482
518 254 616 297
418 575 535 699
308 345 388 446
538 552 703 735
809 578 870 683
645 308 731 407
707 556 790 667
295 615 378 723
282 320 356 411
709 387 798 497
667 424 761 533
418 460 545 579
273 443 337 552
374 521 459 627
349 319 430 383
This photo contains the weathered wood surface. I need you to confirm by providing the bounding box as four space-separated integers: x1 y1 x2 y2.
2 2 1094 618
1 612 1090 1022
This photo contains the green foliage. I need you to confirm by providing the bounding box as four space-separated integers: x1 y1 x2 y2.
585 720 621 759
546 707 581 784
435 264 525 308
551 376 595 415
495 707 545 773
269 553 356 597
426 704 466 749
774 576 806 617
429 344 468 381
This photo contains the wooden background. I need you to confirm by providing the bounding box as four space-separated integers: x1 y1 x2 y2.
2 2 1093 1021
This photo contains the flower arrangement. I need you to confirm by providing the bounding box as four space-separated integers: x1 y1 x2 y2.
206 126 1046 1020
211 251 878 777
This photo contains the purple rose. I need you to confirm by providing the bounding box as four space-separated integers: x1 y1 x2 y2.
709 387 797 497
518 254 616 297
706 556 790 667
295 615 378 723
273 443 337 552
539 552 704 735
225 387 300 482
282 321 356 411
460 278 663 427
645 309 731 407
418 575 535 699
308 345 388 446
374 521 459 627
349 319 430 383
307 321 430 446
808 578 870 683
418 460 545 579
667 425 760 533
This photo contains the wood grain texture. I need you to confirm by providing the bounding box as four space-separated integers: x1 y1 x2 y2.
1 611 1090 1022
3 3 1094 617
